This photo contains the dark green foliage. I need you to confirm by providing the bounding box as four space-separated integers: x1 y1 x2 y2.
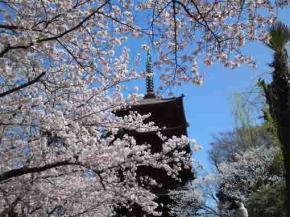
246 182 286 217
266 21 290 53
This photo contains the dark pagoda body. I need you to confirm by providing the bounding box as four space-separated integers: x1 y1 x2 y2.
115 51 194 216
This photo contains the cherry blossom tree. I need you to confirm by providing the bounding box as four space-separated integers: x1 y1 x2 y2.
167 174 220 217
218 146 282 201
167 145 283 216
0 0 288 216
166 148 274 217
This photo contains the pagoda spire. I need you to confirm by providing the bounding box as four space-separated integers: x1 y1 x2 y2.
144 50 155 98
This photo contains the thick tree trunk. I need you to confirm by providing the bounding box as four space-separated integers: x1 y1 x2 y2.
277 116 290 217
273 66 290 217
260 77 290 217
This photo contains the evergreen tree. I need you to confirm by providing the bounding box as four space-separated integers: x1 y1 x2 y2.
259 21 290 216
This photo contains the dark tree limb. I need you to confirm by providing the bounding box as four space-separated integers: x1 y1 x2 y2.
0 159 76 182
0 43 33 58
0 71 46 98
0 24 23 32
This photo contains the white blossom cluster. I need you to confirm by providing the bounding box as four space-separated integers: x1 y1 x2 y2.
213 145 282 216
218 146 282 201
167 184 204 217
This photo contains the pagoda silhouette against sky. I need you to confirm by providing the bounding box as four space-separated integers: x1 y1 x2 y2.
115 51 194 216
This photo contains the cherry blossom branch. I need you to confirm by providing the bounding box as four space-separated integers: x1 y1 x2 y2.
31 0 93 31
0 43 33 58
0 0 110 58
188 0 221 45
175 0 221 45
0 159 77 182
56 39 84 68
172 0 178 78
97 11 151 36
0 24 22 31
37 0 110 43
0 71 46 98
